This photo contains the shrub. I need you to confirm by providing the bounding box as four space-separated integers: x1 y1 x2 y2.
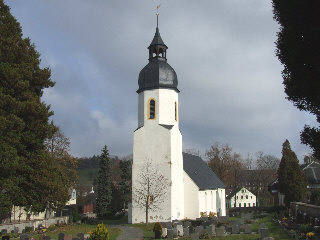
153 222 162 231
199 233 209 239
300 224 314 234
90 224 109 240
48 224 56 231
25 226 33 232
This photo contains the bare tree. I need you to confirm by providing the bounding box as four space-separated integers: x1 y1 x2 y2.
133 160 169 224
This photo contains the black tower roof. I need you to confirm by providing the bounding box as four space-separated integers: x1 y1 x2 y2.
137 26 178 93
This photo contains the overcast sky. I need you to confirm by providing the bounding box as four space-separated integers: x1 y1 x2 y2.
6 0 316 161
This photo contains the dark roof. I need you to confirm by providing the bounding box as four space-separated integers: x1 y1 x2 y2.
148 27 167 48
137 57 178 93
160 124 174 130
183 152 225 190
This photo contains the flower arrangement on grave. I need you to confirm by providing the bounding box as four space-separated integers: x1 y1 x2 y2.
282 217 287 222
90 224 109 240
200 212 207 217
306 232 315 239
209 211 216 217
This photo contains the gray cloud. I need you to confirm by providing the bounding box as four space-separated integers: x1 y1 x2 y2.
7 0 316 160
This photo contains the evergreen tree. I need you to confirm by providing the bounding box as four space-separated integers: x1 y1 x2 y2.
0 0 59 217
278 140 308 206
96 145 112 218
272 1 320 159
119 160 131 209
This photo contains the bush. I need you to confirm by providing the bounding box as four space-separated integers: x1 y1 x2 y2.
300 224 314 234
71 206 80 223
25 226 33 232
153 222 162 231
199 233 209 239
90 224 109 240
48 224 56 231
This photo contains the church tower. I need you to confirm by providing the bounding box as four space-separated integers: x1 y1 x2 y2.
130 22 184 223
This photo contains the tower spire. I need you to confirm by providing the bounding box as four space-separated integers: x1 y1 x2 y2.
156 5 160 28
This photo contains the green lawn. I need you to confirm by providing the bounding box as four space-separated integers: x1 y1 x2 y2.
77 168 99 185
26 224 121 240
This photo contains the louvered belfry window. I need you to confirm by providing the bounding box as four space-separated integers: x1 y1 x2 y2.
149 99 155 119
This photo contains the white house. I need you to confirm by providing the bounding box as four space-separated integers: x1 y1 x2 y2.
130 21 226 224
226 187 256 208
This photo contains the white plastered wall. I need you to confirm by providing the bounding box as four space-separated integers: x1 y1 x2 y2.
183 172 199 219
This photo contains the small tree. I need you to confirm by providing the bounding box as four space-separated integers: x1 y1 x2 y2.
278 139 308 206
133 160 169 224
119 160 132 209
96 145 112 218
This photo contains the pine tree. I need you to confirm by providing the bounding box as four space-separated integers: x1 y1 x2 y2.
0 0 57 218
278 140 308 206
96 145 112 218
272 1 320 159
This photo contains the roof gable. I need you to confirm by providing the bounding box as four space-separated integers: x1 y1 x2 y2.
183 152 225 190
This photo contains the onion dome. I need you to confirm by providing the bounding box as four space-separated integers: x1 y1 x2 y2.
137 27 179 93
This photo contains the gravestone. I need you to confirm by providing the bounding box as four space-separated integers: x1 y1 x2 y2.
190 232 199 240
232 224 240 234
44 236 51 240
205 225 215 236
64 235 72 240
161 228 167 238
20 234 29 240
2 236 10 240
260 228 269 239
226 225 232 233
165 222 172 229
38 224 43 230
176 225 183 236
183 227 189 236
183 221 191 227
245 224 252 234
195 226 204 234
216 226 226 237
173 227 178 236
58 233 65 240
259 223 266 229
218 216 229 224
83 234 90 240
167 229 173 239
77 233 84 240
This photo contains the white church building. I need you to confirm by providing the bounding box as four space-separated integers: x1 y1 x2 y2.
130 23 226 224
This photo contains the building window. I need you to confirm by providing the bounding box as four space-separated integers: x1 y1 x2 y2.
253 203 255 207
239 203 241 207
249 203 251 207
241 196 243 199
246 195 248 199
251 196 253 199
234 203 236 207
237 196 238 199
148 99 156 120
175 102 178 121
244 203 246 207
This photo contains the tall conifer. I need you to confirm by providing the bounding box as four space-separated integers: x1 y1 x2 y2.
278 140 308 206
96 145 112 218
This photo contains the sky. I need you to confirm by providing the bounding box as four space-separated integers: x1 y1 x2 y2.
6 0 317 161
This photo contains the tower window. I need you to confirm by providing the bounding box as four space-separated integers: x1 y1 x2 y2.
175 102 177 121
148 99 156 120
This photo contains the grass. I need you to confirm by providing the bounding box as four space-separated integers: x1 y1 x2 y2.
130 212 291 240
77 168 99 185
25 224 121 240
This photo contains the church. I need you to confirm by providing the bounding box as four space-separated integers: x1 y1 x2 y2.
129 22 226 224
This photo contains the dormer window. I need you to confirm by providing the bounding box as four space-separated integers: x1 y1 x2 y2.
148 99 156 120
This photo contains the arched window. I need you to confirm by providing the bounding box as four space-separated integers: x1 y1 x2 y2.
148 99 156 120
175 102 177 121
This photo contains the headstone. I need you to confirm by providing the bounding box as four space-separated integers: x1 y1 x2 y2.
20 234 29 240
216 226 226 237
58 233 65 240
176 225 183 236
173 227 178 236
165 222 172 229
205 225 215 236
218 216 229 224
44 236 51 240
64 235 72 240
190 232 199 240
77 233 84 240
167 229 173 239
226 225 232 233
195 226 204 234
245 224 252 234
38 224 43 230
232 224 240 234
83 234 90 240
259 223 266 229
161 228 167 238
183 221 191 227
183 227 190 236
260 228 269 239
2 236 10 240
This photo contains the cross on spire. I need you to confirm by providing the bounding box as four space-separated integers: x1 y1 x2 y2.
156 5 160 27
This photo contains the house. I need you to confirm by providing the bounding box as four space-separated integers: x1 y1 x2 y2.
130 19 226 223
226 187 256 208
268 160 320 205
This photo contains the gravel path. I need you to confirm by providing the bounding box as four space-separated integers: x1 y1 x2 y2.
115 225 144 240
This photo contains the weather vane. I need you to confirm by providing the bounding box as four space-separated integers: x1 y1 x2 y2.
156 4 160 27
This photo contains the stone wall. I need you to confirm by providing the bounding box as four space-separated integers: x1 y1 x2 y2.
290 202 320 219
0 216 69 233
